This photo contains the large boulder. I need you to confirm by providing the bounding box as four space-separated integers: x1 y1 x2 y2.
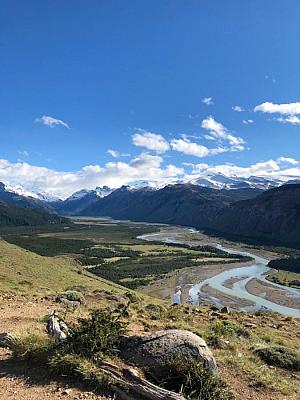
120 329 217 372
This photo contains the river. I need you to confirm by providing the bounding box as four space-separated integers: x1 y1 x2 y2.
138 229 300 318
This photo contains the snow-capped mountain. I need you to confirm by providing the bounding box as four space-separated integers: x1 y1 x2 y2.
65 186 114 201
127 180 172 190
0 182 56 211
3 183 62 202
2 174 299 206
190 174 284 190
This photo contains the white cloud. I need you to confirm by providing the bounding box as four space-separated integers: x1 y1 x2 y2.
170 117 246 158
202 97 214 106
277 157 298 165
201 116 245 151
107 149 119 158
171 138 211 158
132 129 170 153
185 156 300 181
1 153 300 199
242 119 254 125
35 115 69 128
275 116 300 125
254 102 300 116
232 106 244 112
0 153 184 199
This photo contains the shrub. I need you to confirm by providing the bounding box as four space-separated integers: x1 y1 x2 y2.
67 308 127 360
12 333 56 364
56 290 85 304
148 358 234 400
125 291 140 303
48 353 112 388
255 346 300 371
208 320 250 340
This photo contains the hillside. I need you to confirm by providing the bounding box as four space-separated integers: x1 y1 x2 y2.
0 239 123 295
0 202 68 227
212 184 300 246
0 237 299 400
79 184 263 227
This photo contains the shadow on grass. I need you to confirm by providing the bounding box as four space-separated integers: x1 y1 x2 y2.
0 352 112 398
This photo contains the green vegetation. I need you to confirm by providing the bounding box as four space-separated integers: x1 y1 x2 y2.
2 220 250 290
0 239 124 296
12 333 56 364
149 358 234 400
208 320 250 341
268 257 300 274
90 247 246 289
0 202 69 227
255 346 300 371
66 308 128 359
13 307 234 400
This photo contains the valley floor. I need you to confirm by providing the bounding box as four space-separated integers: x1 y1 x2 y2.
0 219 300 399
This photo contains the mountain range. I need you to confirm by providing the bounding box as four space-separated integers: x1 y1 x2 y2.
1 178 300 247
2 173 299 202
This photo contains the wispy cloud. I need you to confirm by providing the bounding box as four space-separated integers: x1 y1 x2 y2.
242 119 254 125
265 75 276 84
232 105 244 112
107 149 119 158
132 129 170 153
275 116 300 125
18 150 29 158
277 157 298 165
202 97 214 106
201 116 245 151
35 115 69 128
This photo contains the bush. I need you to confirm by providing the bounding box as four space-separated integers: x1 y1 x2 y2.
12 334 56 364
148 358 234 400
125 291 140 303
67 308 127 360
208 320 250 340
48 353 112 388
56 290 85 304
255 346 300 371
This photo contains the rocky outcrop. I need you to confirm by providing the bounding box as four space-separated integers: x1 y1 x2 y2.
120 329 217 372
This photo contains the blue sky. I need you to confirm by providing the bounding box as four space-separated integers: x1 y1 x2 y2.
1 1 300 197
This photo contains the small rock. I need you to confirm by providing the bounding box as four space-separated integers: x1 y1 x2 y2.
220 306 230 314
245 323 257 328
62 388 72 395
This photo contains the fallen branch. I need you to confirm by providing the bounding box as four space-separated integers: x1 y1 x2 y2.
100 361 186 400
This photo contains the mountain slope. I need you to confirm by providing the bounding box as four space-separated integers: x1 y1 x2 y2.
0 182 55 211
80 184 263 227
53 186 114 215
0 202 69 227
211 184 300 246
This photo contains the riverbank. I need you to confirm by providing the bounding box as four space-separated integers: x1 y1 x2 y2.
139 227 300 317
